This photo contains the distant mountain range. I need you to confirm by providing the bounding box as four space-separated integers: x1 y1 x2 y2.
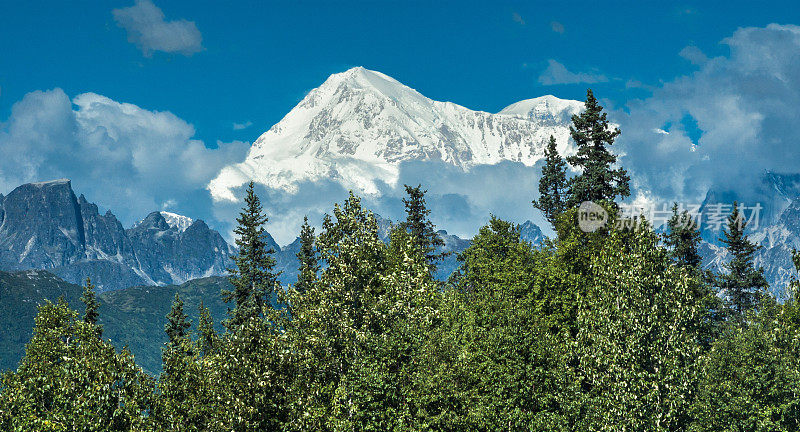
0 179 234 291
0 179 544 293
7 65 800 331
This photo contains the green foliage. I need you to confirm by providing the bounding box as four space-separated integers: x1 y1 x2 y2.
664 203 703 269
418 216 581 431
283 192 439 431
165 293 191 349
0 299 154 431
224 181 280 329
566 89 630 207
207 315 289 431
294 215 319 295
575 225 711 431
534 135 569 224
692 300 800 431
400 184 445 274
717 202 769 317
80 278 102 339
196 301 218 357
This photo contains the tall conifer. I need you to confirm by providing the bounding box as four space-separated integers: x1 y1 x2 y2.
80 277 102 338
223 181 279 328
664 203 703 269
400 184 445 274
717 202 769 316
534 135 568 224
566 89 630 207
295 216 319 295
165 293 191 348
196 301 217 356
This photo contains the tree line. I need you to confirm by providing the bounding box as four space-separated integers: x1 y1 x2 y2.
2 90 799 431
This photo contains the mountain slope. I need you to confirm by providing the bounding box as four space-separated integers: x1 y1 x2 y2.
209 67 582 200
0 269 231 375
0 180 234 291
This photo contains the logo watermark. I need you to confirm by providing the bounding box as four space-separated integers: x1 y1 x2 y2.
577 201 762 233
578 201 609 233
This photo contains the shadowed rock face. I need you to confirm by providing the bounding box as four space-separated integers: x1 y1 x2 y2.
0 180 234 291
0 180 85 269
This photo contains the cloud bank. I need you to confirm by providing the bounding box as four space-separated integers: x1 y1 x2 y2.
0 89 248 227
617 24 800 213
113 0 203 57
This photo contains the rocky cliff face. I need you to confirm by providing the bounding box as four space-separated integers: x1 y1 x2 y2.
0 180 234 291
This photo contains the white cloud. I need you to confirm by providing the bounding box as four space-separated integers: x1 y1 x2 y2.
232 121 253 130
538 59 609 85
679 45 709 65
0 89 249 227
112 0 203 57
617 24 800 216
512 12 525 26
550 21 565 34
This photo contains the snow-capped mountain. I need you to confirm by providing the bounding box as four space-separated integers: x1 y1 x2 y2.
209 67 582 200
134 211 194 232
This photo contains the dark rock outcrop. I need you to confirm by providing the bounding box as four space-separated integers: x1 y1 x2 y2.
0 180 234 291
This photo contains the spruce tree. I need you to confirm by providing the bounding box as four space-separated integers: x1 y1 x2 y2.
165 293 191 348
534 135 568 224
663 203 703 269
80 277 102 338
717 202 768 317
196 301 217 356
223 181 279 329
295 216 319 295
400 184 445 274
566 89 630 207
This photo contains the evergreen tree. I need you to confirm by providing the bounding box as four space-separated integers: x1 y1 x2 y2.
223 181 280 329
196 300 218 356
663 203 703 269
165 293 191 348
534 135 568 224
566 89 630 207
717 202 769 317
295 215 319 295
400 184 445 274
80 277 102 338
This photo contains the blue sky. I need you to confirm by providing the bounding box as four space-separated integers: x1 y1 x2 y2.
2 0 792 144
3 1 800 241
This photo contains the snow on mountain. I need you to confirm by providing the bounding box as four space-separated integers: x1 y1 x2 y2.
159 211 194 232
133 211 194 232
499 95 585 125
208 67 582 201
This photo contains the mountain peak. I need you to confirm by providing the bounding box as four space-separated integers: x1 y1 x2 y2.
159 211 194 232
209 68 582 200
499 95 584 123
29 178 71 188
326 67 407 92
